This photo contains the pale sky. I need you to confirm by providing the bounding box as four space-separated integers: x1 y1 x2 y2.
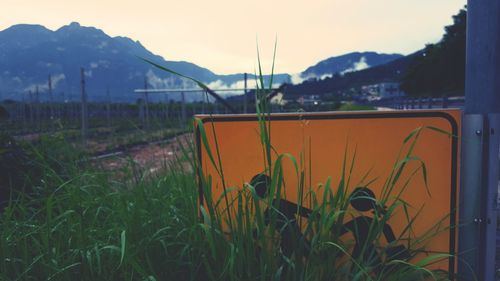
1 0 466 75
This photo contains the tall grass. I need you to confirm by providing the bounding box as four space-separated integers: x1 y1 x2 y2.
0 135 205 280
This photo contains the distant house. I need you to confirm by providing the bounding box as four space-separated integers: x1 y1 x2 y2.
361 82 406 101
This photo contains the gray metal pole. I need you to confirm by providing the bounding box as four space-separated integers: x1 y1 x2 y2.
201 91 206 114
28 91 33 128
244 73 248 113
35 86 40 132
21 92 26 130
181 91 186 128
459 1 500 281
80 68 88 146
139 99 144 127
106 88 111 128
144 77 150 130
48 75 54 131
442 95 448 109
164 95 169 122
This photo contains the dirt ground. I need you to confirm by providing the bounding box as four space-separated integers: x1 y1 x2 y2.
95 133 194 176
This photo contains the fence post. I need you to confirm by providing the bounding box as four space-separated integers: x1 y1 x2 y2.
80 68 88 146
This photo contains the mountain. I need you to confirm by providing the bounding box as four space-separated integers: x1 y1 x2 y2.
285 51 419 97
0 22 290 102
296 52 403 82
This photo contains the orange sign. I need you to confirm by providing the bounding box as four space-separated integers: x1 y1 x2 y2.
195 110 460 275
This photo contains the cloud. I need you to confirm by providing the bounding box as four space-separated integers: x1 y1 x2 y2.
340 56 370 75
97 41 108 49
146 69 196 89
206 79 258 90
24 73 66 92
320 73 333 80
290 73 306 84
290 57 371 84
146 69 174 88
205 80 247 96
205 79 280 97
290 72 332 84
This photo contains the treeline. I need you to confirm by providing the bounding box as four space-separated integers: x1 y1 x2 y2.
400 8 466 97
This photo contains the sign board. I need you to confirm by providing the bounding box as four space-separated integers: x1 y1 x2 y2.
195 110 460 275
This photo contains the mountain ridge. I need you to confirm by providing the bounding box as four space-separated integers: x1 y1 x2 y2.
0 22 402 102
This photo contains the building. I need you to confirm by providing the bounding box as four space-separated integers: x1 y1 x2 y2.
360 82 405 101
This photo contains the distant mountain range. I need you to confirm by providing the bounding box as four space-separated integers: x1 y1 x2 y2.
299 52 403 81
0 22 402 102
285 51 421 98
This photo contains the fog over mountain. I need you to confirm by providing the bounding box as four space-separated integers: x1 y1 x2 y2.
291 52 403 84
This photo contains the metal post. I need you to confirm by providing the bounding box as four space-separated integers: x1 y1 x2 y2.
35 86 40 132
48 74 53 123
459 1 500 280
28 91 33 128
164 95 169 122
139 99 144 127
214 100 219 114
486 114 500 276
80 68 88 146
21 92 26 131
442 95 448 109
60 91 64 120
106 88 111 128
144 77 150 130
201 91 205 114
244 73 248 114
181 91 186 129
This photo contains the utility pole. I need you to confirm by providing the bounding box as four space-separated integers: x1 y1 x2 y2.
106 88 111 128
201 90 206 114
244 73 248 114
48 74 54 131
80 68 88 146
459 2 500 281
181 91 186 129
60 91 65 120
144 77 150 130
21 92 26 131
164 95 169 124
35 86 40 132
28 90 33 128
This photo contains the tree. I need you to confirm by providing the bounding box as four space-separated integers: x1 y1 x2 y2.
400 7 466 97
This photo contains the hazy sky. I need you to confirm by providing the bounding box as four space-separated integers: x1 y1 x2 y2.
1 0 466 75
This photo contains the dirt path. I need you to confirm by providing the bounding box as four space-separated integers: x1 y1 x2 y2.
96 133 193 175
